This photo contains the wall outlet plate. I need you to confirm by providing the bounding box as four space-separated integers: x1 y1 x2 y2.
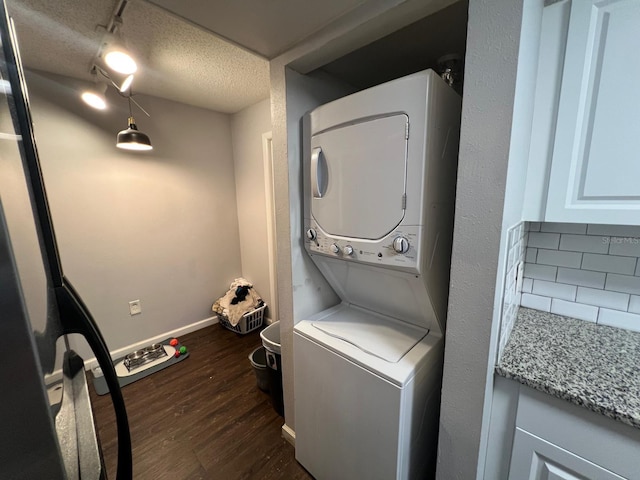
129 299 142 316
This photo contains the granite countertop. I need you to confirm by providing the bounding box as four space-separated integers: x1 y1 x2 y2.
496 307 640 429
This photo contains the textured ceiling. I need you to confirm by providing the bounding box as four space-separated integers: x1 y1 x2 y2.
147 0 369 59
7 0 270 113
320 0 468 90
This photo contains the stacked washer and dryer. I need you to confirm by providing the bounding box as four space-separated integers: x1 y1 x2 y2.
294 69 461 480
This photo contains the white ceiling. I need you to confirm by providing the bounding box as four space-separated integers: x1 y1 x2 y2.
147 0 370 59
7 0 466 114
7 0 272 113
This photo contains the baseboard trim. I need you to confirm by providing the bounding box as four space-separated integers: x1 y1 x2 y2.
282 423 296 446
83 316 219 371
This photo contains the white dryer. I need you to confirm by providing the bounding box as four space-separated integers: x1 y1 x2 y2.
294 70 461 480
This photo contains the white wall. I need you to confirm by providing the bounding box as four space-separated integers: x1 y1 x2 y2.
230 98 274 319
270 64 354 431
25 70 242 362
437 0 528 478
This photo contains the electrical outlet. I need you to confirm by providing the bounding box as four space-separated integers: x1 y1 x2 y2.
129 299 142 316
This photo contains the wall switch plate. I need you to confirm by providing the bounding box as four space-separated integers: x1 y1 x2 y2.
129 299 142 316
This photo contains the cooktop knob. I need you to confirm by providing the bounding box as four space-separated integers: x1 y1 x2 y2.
330 243 340 254
306 228 317 241
392 236 410 254
344 245 354 256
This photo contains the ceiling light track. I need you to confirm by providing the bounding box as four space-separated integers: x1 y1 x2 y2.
106 0 131 34
80 0 152 151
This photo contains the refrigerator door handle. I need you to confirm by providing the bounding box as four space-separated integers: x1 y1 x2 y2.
55 280 133 480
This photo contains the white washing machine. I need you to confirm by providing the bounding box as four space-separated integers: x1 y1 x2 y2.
294 70 461 480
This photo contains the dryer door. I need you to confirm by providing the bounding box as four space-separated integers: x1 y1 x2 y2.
310 114 408 240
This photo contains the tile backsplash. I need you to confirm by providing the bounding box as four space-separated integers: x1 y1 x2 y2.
497 222 526 361
522 222 640 332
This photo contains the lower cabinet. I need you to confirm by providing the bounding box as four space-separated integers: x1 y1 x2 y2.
509 428 623 480
485 379 640 479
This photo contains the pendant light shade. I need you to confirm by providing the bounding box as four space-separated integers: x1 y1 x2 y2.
116 116 152 151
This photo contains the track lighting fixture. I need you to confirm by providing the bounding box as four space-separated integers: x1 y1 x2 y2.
81 71 107 110
116 96 152 151
108 68 134 93
102 37 137 75
81 0 151 152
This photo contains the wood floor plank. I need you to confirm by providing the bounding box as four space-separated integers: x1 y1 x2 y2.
89 324 313 479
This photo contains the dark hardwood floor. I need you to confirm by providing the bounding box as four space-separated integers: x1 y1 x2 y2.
89 324 313 480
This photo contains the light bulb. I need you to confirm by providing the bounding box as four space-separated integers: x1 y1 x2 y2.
116 140 153 151
81 90 107 110
105 50 137 75
118 74 134 93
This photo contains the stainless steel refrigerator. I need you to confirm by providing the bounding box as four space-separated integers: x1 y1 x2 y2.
0 2 132 478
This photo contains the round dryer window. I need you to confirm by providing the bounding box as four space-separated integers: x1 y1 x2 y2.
310 114 408 240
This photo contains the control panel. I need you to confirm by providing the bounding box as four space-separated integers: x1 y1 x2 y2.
304 219 422 273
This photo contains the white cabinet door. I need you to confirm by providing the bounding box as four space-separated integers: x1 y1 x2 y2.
545 0 640 224
509 428 624 480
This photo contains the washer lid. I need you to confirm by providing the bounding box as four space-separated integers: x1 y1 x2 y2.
310 304 427 363
310 114 408 240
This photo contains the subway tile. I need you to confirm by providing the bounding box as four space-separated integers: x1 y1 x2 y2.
629 295 640 315
559 234 609 254
541 223 587 234
635 261 640 276
587 224 640 238
507 246 517 271
533 280 577 301
509 228 518 249
536 249 582 268
609 237 640 257
504 282 514 306
556 267 605 289
521 293 551 311
581 253 636 275
524 263 557 281
597 308 640 333
528 222 541 232
605 274 640 296
502 301 510 323
576 287 629 311
522 278 533 293
550 299 598 322
526 248 537 263
528 232 560 249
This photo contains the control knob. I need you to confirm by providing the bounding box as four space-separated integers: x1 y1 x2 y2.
392 236 410 254
330 243 340 254
306 228 317 241
344 245 354 256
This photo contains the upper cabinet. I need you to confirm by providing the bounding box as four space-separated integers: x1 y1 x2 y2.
523 0 640 224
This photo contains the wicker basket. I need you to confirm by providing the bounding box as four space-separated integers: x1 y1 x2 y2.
218 304 266 334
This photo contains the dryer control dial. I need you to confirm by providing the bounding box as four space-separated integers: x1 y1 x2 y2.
392 236 410 254
344 245 354 256
306 228 317 241
330 243 340 254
